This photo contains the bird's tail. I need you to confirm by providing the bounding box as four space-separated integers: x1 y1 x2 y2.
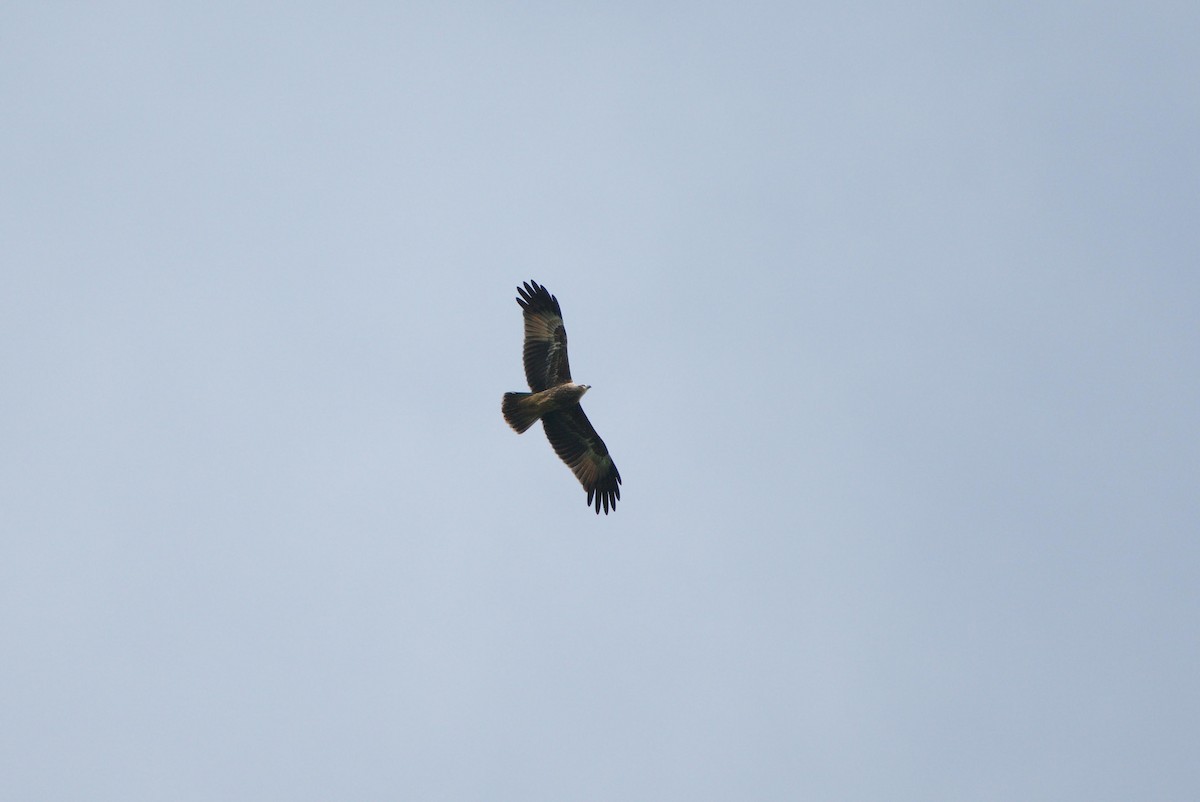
502 392 541 433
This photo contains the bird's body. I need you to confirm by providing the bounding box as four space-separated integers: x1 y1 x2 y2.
502 382 589 434
502 281 621 514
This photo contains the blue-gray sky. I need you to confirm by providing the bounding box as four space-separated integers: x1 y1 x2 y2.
3 3 1198 799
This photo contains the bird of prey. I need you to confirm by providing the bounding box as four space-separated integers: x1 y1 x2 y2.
502 280 622 514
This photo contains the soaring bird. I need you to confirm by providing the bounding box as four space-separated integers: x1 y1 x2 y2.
502 280 622 514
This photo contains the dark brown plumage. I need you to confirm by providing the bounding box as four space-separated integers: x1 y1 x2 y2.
502 281 622 514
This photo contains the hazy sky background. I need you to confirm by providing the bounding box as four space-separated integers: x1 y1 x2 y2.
3 3 1198 799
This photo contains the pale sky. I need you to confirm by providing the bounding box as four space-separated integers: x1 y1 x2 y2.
3 3 1198 799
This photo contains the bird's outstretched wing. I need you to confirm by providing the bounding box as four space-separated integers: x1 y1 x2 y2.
542 406 622 514
517 280 571 391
